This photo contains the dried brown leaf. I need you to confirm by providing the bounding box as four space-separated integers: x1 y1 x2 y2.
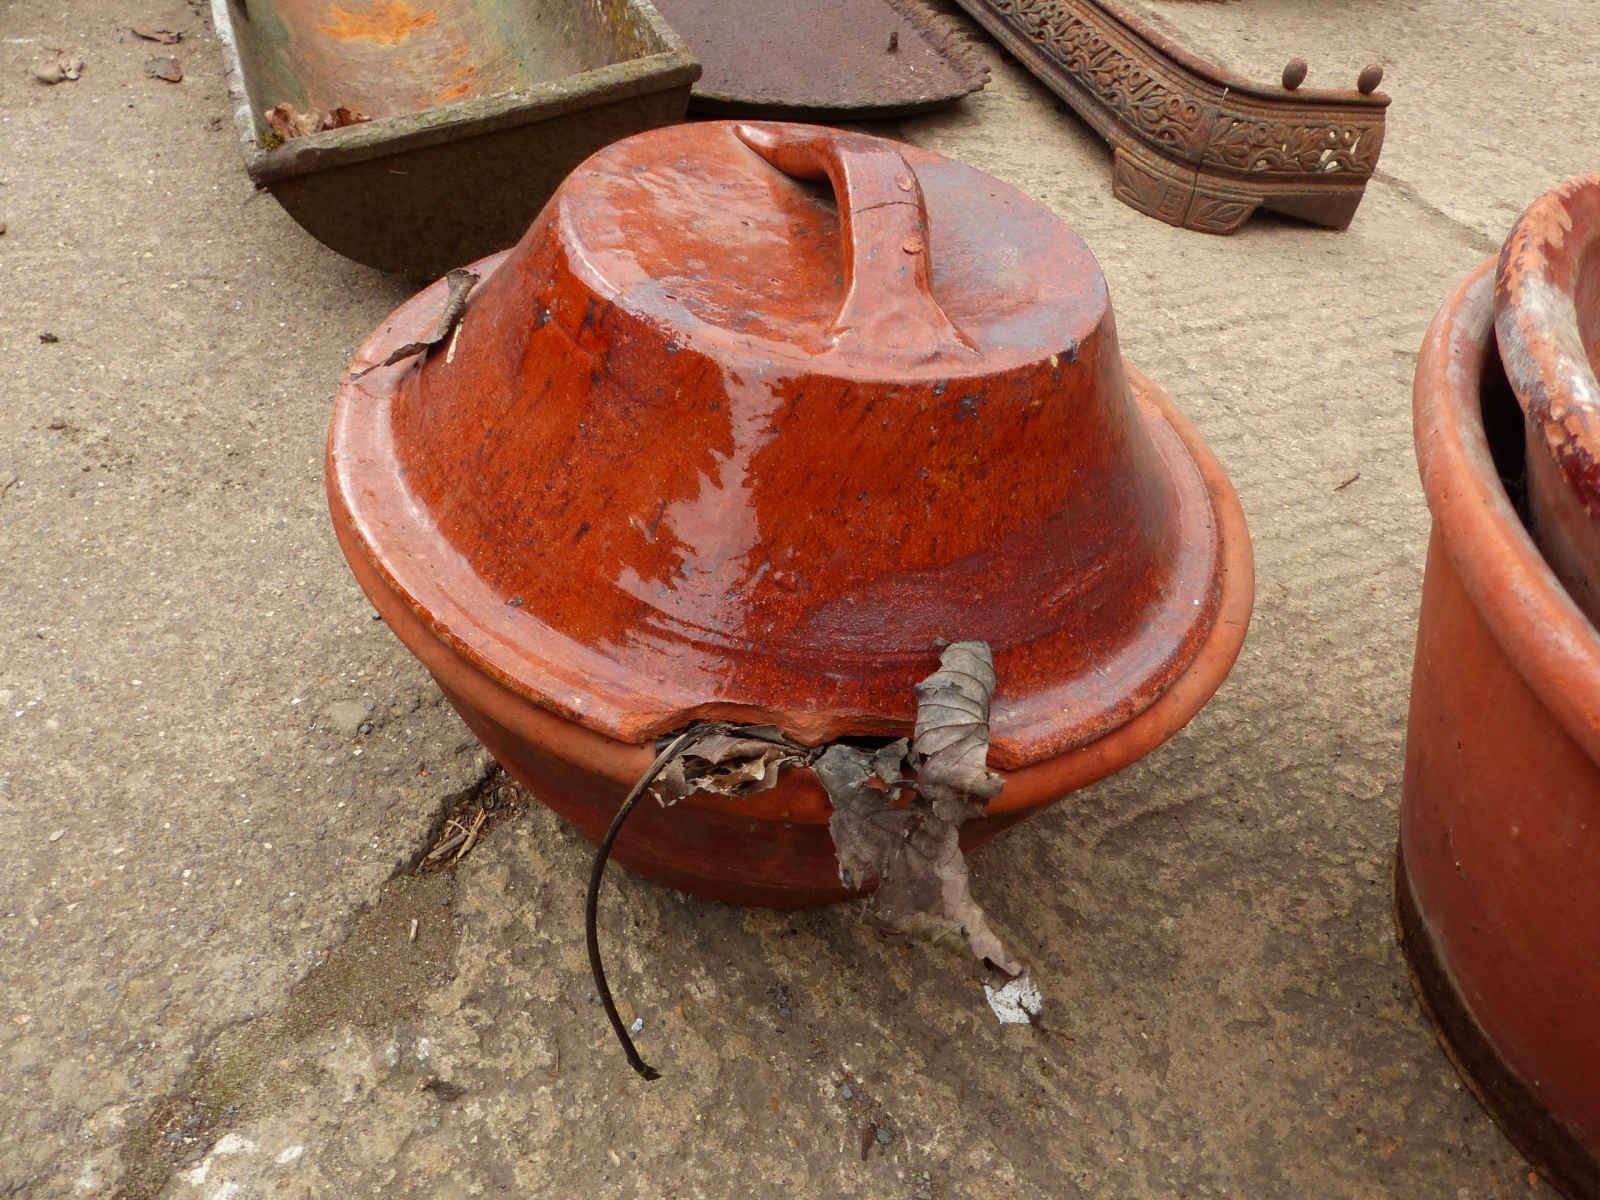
144 55 182 82
263 101 371 140
131 25 182 44
651 724 804 806
871 738 911 791
325 105 370 128
352 268 479 378
912 640 1003 819
35 52 84 84
815 641 1018 974
817 742 1019 975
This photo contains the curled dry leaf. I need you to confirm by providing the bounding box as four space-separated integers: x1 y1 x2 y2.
263 101 371 140
817 642 1021 976
144 55 182 82
132 25 182 43
353 268 478 378
589 649 1024 1079
912 640 1004 818
34 53 84 84
651 723 805 806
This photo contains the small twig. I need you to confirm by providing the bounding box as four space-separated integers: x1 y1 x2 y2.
586 727 702 1082
451 806 488 865
425 830 468 862
1334 472 1361 491
0 476 19 501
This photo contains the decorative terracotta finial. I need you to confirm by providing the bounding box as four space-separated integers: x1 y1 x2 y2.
1357 63 1384 94
1281 58 1308 90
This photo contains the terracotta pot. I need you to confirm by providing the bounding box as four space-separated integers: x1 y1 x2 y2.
1496 174 1600 628
1401 258 1600 1198
328 121 1253 905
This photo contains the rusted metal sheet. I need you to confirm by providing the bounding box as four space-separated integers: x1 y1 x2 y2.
1404 260 1600 1199
326 121 1253 905
212 0 699 276
953 0 1389 234
647 0 988 118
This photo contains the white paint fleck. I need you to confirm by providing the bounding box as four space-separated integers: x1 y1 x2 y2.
984 975 1043 1025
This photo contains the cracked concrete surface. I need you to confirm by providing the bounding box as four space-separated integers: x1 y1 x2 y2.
0 0 1595 1195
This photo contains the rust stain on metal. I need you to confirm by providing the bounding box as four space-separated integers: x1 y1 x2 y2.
215 0 700 275
953 0 1389 234
316 0 438 43
648 0 988 118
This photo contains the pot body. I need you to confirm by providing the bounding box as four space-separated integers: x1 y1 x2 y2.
1403 260 1600 1198
329 125 1255 907
384 122 1226 764
328 271 1253 907
330 358 1252 906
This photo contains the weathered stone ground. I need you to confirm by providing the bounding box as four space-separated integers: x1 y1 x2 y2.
1 0 1594 1195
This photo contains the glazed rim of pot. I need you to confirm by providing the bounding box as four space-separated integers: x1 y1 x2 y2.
1418 258 1600 761
1494 173 1600 519
327 125 1253 775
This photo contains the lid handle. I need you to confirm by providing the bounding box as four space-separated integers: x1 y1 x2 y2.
735 123 978 359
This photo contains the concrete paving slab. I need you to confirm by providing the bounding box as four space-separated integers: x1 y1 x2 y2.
0 0 1592 1196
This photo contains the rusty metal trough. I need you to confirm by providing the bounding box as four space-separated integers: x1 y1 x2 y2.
212 0 698 276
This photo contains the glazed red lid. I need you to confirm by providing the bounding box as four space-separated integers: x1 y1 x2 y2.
331 121 1225 767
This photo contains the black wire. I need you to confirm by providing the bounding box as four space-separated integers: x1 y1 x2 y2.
585 727 700 1081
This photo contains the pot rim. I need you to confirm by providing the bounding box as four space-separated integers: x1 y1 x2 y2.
330 256 1253 791
1494 173 1600 522
1414 258 1600 764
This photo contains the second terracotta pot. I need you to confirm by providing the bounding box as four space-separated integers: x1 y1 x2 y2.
1401 259 1600 1198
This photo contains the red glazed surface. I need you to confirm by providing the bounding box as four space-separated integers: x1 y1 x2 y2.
1406 259 1600 1178
1496 174 1600 625
352 121 1223 766
330 342 1251 903
328 122 1254 905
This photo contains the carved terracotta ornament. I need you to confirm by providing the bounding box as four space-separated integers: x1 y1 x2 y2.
954 0 1389 234
327 122 1254 904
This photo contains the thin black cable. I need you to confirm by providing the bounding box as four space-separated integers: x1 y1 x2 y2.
585 727 700 1081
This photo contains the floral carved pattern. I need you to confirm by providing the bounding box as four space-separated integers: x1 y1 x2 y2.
1205 119 1379 175
977 0 1383 179
989 0 1205 155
